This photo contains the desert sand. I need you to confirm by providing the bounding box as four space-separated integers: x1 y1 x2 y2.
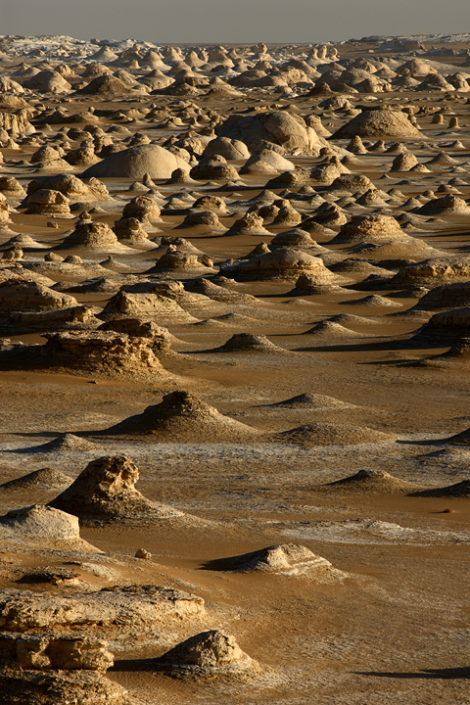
0 32 469 705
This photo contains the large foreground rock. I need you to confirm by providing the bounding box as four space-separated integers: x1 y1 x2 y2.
0 585 205 639
153 629 261 681
0 633 113 671
0 669 127 705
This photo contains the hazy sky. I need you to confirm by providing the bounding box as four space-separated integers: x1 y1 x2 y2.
2 0 469 44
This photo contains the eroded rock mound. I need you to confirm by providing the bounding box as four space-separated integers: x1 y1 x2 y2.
153 630 261 681
0 668 127 705
0 633 113 672
222 248 329 281
60 221 122 251
49 455 178 523
409 480 470 497
0 584 205 638
0 467 72 491
331 214 436 260
324 469 424 494
0 505 98 551
100 286 197 325
220 110 324 153
83 144 189 179
42 330 165 377
215 333 283 353
0 279 77 313
100 391 258 442
274 422 394 448
332 107 423 139
268 392 353 409
204 543 339 577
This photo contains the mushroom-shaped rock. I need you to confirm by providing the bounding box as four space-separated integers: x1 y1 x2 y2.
0 176 26 198
122 194 161 223
179 209 223 229
113 217 151 245
24 189 71 216
226 211 270 236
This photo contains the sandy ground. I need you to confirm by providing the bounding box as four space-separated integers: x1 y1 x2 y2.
0 34 470 704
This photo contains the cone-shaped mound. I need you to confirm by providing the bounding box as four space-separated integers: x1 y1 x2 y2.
332 108 423 139
96 391 259 442
0 504 99 550
0 467 72 491
409 480 470 497
273 422 394 448
83 145 190 180
153 630 261 681
417 195 470 216
267 392 353 409
214 333 285 354
443 426 470 446
30 433 100 454
48 455 190 525
303 320 365 340
323 468 424 494
59 221 125 252
203 543 338 577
